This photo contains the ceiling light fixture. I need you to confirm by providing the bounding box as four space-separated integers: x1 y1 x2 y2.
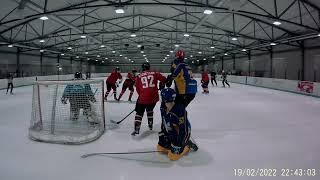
115 8 125 14
174 44 179 47
242 49 247 52
100 45 105 48
85 52 89 54
67 47 72 50
130 34 136 37
184 33 190 37
39 16 49 20
39 39 45 43
40 49 44 53
273 21 282 26
210 46 215 49
80 35 86 39
270 42 277 46
8 44 13 48
231 37 238 41
112 51 116 53
203 9 213 15
97 55 100 57
61 53 65 56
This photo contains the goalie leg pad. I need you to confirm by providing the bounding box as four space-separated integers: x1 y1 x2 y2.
70 107 80 121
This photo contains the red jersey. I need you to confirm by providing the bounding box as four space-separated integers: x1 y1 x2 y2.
123 72 136 86
126 72 135 81
106 70 122 84
135 71 166 104
202 72 209 82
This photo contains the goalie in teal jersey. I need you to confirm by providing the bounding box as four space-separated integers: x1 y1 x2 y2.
61 72 97 123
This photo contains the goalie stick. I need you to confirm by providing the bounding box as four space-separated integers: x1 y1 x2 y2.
81 150 162 158
110 109 135 124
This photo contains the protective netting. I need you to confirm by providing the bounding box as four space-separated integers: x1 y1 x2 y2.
29 79 105 144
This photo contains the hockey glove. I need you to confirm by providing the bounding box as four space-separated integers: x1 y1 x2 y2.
61 97 68 104
90 96 96 103
170 144 183 154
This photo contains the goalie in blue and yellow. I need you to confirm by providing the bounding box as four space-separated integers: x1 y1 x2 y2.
157 88 197 161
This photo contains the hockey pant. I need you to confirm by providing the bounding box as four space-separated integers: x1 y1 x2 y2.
7 83 13 93
70 103 97 123
222 79 230 87
133 103 156 133
105 82 117 100
118 83 134 101
211 78 217 86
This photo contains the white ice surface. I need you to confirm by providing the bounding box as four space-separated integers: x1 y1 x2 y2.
1 79 320 180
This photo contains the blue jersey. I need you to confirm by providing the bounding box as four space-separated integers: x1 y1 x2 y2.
162 104 191 146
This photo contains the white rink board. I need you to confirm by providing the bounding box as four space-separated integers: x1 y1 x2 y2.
227 75 320 97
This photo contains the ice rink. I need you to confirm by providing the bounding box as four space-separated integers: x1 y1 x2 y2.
1 79 320 180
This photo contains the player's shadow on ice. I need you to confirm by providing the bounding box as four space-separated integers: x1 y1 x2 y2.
92 148 213 168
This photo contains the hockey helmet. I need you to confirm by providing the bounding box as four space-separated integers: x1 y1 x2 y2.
74 72 82 79
115 67 120 71
142 62 150 71
132 69 138 75
161 88 176 103
175 50 185 60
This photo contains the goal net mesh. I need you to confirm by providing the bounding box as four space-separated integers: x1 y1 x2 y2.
29 79 105 144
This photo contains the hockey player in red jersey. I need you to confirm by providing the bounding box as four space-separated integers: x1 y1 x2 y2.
131 62 166 136
201 69 210 94
117 69 137 102
104 67 122 101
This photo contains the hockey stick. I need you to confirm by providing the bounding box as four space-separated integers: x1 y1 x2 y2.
110 109 135 124
81 150 162 158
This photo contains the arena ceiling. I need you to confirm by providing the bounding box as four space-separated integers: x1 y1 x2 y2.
1 0 320 65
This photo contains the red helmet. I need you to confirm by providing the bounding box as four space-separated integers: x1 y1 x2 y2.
175 50 185 59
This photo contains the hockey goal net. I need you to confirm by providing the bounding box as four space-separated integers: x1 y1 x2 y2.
29 79 105 144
